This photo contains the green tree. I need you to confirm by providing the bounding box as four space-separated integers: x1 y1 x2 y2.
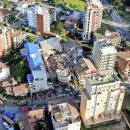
125 41 130 47
26 36 37 43
10 59 26 83
53 21 66 35
2 0 10 8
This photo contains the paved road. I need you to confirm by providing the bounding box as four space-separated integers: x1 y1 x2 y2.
102 0 130 41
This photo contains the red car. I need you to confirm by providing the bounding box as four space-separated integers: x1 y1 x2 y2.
21 107 29 112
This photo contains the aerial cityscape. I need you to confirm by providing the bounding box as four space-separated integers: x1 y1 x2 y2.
0 0 130 130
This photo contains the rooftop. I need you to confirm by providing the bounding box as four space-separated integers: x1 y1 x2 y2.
24 43 45 70
69 11 83 19
12 83 29 96
75 58 97 74
0 62 8 69
27 109 44 130
95 41 117 54
95 31 121 40
2 78 17 88
51 102 80 128
10 30 22 37
87 74 119 86
0 8 11 16
40 37 63 55
19 0 35 5
62 39 81 51
117 51 130 60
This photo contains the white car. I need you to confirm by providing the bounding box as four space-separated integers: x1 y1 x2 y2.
3 122 10 129
65 88 71 92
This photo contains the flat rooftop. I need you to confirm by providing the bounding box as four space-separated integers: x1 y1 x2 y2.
87 74 119 86
51 102 80 128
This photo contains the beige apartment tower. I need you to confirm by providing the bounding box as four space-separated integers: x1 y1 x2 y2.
82 2 103 40
80 75 125 128
92 41 117 75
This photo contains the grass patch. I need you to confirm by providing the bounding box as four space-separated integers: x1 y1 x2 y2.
64 0 85 12
97 23 115 35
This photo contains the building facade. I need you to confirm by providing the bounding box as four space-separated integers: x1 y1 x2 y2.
27 5 56 35
80 75 125 128
82 2 103 41
50 102 81 130
0 26 23 57
92 41 117 75
24 43 52 94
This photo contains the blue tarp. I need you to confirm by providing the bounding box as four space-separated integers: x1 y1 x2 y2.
6 112 15 120
24 43 44 70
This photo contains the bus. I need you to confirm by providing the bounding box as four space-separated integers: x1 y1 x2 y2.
2 115 14 125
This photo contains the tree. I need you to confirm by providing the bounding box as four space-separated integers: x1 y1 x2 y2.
53 21 66 35
125 41 130 47
10 59 26 83
2 0 10 8
26 36 37 43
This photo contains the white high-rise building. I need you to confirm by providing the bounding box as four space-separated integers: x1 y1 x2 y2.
27 7 38 30
93 41 117 75
27 5 51 34
82 2 103 41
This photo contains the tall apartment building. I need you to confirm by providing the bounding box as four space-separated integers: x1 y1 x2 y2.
49 102 81 130
80 75 125 128
92 41 117 75
82 2 103 40
0 26 23 57
27 5 55 35
24 43 52 94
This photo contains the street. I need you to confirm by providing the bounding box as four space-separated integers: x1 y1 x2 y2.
102 0 130 41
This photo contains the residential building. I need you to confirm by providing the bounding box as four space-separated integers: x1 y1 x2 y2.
16 0 35 14
65 11 83 28
12 84 29 96
27 5 55 35
0 26 23 57
94 30 121 47
27 109 44 130
116 51 130 80
82 2 103 40
75 58 97 84
24 43 51 94
49 102 81 130
0 62 10 82
93 41 117 75
10 29 23 49
80 74 125 128
0 8 11 22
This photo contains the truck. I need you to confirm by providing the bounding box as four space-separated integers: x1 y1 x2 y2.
2 115 14 125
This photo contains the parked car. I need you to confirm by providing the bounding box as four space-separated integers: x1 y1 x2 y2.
21 107 29 112
6 112 15 120
3 122 10 129
43 105 48 110
65 88 71 92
